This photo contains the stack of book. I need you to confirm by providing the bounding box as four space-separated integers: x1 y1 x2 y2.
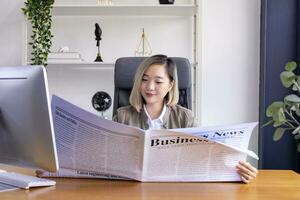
47 52 83 63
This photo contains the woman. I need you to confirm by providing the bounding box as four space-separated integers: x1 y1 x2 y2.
113 54 194 129
113 54 257 183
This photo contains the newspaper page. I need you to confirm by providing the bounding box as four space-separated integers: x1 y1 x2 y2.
38 167 129 180
142 124 258 182
51 95 145 180
173 123 257 150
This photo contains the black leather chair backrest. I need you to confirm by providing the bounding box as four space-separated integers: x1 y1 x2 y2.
113 57 192 115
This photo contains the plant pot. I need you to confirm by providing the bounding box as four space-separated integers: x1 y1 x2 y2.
159 0 175 4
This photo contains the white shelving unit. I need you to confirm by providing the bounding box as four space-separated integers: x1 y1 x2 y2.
24 2 198 64
23 1 199 119
50 3 198 61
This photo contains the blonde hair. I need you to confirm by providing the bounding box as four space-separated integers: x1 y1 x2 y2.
129 54 179 112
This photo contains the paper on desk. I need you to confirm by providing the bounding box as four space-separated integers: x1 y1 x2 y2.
38 168 130 180
47 95 258 182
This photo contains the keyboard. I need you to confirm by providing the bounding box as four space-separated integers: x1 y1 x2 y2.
0 182 18 192
0 171 56 189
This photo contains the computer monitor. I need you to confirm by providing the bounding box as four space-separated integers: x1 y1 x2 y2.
0 65 59 172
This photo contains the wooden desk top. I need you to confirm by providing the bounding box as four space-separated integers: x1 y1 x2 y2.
0 169 299 200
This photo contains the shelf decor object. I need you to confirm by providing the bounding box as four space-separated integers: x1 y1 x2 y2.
134 28 152 57
94 23 103 62
92 91 112 119
22 0 55 65
159 0 175 4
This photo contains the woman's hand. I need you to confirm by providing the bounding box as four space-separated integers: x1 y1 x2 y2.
35 169 45 178
236 160 258 184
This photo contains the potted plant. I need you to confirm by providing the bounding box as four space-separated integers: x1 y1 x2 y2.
22 0 55 66
264 61 300 152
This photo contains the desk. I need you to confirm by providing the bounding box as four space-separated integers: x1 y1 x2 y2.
0 170 299 200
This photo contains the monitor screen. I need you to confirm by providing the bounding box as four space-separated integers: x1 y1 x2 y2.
0 66 59 172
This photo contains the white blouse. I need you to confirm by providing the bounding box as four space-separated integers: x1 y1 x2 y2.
143 104 166 130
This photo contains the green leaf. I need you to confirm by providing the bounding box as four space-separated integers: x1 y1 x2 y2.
273 120 286 127
290 105 296 111
284 94 300 103
296 107 300 117
266 101 285 117
273 128 286 141
292 126 300 134
268 106 287 127
292 84 298 91
294 134 300 140
284 98 296 108
271 108 286 127
285 61 297 71
296 76 300 85
280 71 296 88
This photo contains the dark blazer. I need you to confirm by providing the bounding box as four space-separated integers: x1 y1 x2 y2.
113 105 195 130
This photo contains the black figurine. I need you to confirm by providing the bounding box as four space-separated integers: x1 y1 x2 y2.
94 23 103 62
159 0 175 4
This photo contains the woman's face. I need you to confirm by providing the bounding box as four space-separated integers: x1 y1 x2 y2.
140 64 174 107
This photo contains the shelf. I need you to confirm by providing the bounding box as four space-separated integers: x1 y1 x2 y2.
47 62 115 65
52 4 197 17
46 62 115 70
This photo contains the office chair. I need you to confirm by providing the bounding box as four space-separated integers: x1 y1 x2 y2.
113 57 192 115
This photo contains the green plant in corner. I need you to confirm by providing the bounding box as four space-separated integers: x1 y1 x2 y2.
22 0 55 66
264 61 300 152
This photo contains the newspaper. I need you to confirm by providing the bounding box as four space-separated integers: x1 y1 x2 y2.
41 95 258 182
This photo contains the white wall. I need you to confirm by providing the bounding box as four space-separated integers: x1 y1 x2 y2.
198 0 260 166
0 1 23 66
46 64 115 118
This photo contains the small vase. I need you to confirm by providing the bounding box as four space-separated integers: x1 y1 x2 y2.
159 0 175 4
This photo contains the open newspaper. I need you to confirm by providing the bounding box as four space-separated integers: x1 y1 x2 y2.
40 95 258 182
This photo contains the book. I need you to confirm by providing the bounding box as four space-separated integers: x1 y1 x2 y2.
40 95 258 182
47 58 83 63
48 52 81 59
